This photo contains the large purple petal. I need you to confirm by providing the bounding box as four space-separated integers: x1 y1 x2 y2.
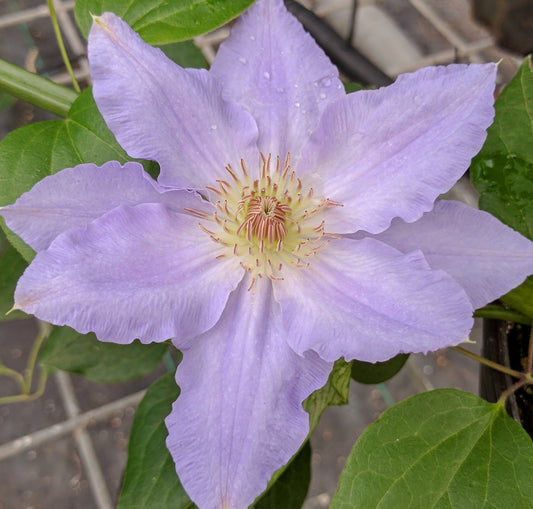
15 203 242 343
0 161 211 252
364 200 533 309
275 237 474 363
210 0 344 160
297 63 496 234
88 13 258 189
166 276 332 509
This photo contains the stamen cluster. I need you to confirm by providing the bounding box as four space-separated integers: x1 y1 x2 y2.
189 154 341 288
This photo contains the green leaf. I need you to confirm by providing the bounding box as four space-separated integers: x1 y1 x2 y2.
343 81 365 94
474 302 532 325
0 245 27 320
0 88 155 261
39 326 168 383
118 373 194 509
351 354 409 385
332 389 533 508
304 358 352 431
75 0 255 45
473 57 533 162
255 441 311 509
472 153 533 239
471 56 533 239
500 275 533 320
0 228 8 254
159 40 207 69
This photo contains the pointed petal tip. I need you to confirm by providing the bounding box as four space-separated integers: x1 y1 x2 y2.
372 200 533 309
88 12 258 189
302 61 497 233
211 0 343 159
5 304 20 316
461 336 476 345
90 12 112 33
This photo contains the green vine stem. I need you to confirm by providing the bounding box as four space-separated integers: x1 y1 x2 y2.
0 369 48 404
451 345 526 380
22 322 51 393
47 0 80 93
497 376 532 407
0 322 52 404
0 58 77 117
0 364 25 391
452 344 533 407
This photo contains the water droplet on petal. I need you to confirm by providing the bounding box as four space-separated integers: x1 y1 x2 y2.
321 77 332 87
294 102 300 108
250 35 256 41
263 71 270 80
210 124 218 130
276 87 284 93
238 57 247 65
319 92 326 99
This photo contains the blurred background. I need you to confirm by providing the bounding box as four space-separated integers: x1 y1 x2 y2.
0 1 531 508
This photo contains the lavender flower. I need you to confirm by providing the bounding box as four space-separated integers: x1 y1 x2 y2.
2 0 533 507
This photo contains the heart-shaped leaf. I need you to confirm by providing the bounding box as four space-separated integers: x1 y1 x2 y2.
75 0 254 45
332 389 533 508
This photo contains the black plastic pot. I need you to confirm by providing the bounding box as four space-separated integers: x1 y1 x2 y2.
480 319 533 439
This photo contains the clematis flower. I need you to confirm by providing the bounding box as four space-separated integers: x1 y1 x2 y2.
2 0 533 507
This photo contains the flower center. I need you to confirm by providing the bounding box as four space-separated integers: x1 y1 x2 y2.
239 195 290 244
188 154 341 288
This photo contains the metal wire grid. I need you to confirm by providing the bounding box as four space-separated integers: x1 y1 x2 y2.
0 0 522 86
0 1 521 508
